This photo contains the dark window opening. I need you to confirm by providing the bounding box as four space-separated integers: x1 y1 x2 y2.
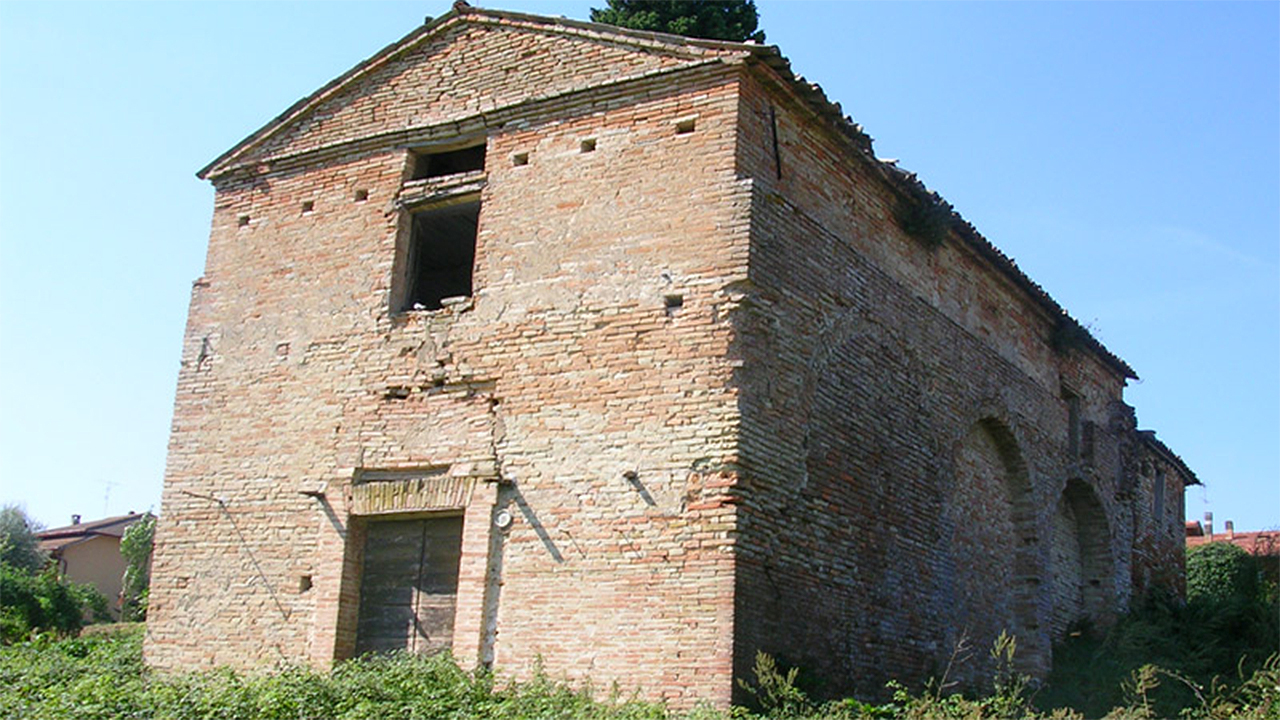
1153 469 1166 524
1062 387 1081 456
403 200 480 311
412 145 485 180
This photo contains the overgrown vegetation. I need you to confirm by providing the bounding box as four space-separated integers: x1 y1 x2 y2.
0 505 109 644
119 513 155 622
3 541 1275 719
4 622 1276 719
590 0 766 43
892 189 954 250
0 564 110 644
0 627 670 720
1037 542 1279 718
1049 316 1093 355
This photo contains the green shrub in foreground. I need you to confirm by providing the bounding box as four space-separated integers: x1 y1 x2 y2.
2 623 1278 720
0 562 109 644
0 627 669 720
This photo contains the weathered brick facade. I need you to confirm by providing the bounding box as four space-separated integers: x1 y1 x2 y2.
147 6 1196 706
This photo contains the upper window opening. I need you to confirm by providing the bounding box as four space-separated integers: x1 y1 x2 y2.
1061 386 1081 456
412 145 486 180
1152 469 1166 524
402 200 480 312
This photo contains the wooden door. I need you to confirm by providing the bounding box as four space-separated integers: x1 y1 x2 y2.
355 515 463 655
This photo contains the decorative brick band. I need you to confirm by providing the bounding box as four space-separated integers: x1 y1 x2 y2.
352 471 477 515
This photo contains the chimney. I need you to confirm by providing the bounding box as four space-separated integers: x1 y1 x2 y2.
1225 520 1235 539
71 514 81 525
1204 511 1213 538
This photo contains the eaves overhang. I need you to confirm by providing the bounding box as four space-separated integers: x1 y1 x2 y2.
1139 430 1201 486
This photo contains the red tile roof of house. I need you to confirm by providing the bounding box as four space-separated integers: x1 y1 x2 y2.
35 513 147 553
1186 526 1280 556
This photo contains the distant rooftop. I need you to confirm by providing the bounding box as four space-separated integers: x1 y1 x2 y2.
36 512 148 553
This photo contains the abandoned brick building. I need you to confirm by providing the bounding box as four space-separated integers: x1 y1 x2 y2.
147 5 1198 706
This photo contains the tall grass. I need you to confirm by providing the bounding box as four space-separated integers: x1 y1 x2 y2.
2 598 1276 719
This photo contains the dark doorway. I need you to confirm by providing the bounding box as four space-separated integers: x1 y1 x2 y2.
355 515 464 655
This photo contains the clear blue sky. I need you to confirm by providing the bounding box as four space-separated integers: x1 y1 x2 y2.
1 2 1276 533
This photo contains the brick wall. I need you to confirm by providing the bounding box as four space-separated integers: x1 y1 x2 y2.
150 17 755 705
150 9 1194 709
725 67 1173 699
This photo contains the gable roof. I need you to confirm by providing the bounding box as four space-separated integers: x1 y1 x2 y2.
197 4 759 181
198 3 1136 383
37 513 148 553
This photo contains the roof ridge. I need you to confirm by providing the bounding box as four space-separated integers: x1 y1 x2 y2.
198 5 763 180
37 512 147 537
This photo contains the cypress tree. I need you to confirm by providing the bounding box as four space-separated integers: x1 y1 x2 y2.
590 0 766 43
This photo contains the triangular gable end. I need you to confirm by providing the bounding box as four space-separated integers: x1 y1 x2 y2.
200 6 756 180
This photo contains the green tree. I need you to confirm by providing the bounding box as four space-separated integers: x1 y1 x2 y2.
120 513 155 622
590 0 766 43
0 504 46 573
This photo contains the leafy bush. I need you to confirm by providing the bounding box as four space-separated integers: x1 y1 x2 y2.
1039 545 1280 719
0 628 669 720
1187 541 1260 605
1 622 1277 719
0 563 107 643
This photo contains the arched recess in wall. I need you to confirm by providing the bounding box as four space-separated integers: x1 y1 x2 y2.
947 418 1044 678
1050 478 1115 638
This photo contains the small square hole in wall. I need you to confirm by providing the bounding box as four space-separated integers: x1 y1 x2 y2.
664 294 684 316
675 118 696 135
301 200 314 214
299 575 313 593
238 215 250 227
580 138 597 153
354 189 369 202
512 152 530 167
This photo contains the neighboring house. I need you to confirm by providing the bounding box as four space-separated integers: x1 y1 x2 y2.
147 5 1197 707
37 512 148 619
